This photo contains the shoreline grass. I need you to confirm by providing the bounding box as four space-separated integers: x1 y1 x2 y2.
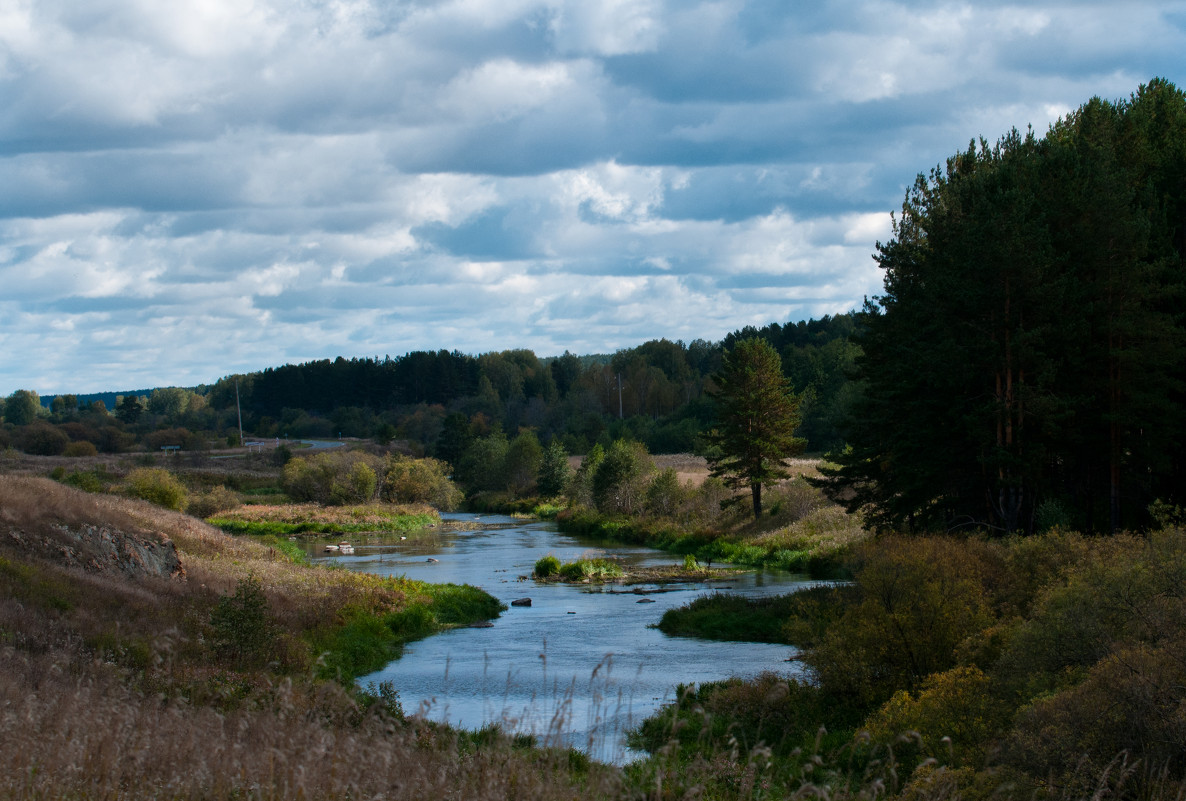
207 502 438 536
657 583 857 645
554 505 861 579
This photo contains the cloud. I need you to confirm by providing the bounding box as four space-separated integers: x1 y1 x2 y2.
1 0 1184 393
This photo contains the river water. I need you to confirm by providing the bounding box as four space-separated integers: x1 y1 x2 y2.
314 514 812 763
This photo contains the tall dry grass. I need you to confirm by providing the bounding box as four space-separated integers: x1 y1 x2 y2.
0 644 621 800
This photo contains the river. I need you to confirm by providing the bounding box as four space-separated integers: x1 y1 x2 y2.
313 513 813 763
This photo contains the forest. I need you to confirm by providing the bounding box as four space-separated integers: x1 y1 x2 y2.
2 79 1184 541
2 79 1186 801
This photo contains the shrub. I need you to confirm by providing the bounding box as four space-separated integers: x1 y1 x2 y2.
557 557 624 580
645 468 686 517
16 423 69 456
209 574 275 668
63 440 98 457
864 665 1005 769
281 451 383 506
125 467 187 511
381 455 463 510
533 555 561 577
808 536 999 709
144 427 201 452
187 486 242 519
592 439 652 514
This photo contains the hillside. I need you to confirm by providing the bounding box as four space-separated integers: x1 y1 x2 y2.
0 477 612 800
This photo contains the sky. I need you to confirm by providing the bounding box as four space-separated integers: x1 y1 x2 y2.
2 1 1185 395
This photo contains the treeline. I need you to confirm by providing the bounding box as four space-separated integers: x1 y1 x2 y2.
821 78 1186 533
2 313 859 459
198 313 860 457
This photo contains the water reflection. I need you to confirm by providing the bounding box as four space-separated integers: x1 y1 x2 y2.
322 515 812 763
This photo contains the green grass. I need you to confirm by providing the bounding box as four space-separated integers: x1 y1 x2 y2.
658 584 857 646
555 507 854 578
207 515 435 537
557 557 625 580
309 582 505 682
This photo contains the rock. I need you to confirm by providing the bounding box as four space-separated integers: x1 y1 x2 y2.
511 598 532 607
426 557 439 563
636 598 656 604
566 611 576 615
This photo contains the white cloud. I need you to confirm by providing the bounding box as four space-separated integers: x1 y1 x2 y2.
1 0 1184 392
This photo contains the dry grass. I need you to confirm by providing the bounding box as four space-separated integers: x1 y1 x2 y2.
210 501 436 528
0 475 619 800
0 645 619 801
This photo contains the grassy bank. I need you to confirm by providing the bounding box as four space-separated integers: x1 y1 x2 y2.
657 584 856 644
554 502 861 578
207 502 438 537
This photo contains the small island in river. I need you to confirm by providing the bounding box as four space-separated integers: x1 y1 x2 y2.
530 553 745 585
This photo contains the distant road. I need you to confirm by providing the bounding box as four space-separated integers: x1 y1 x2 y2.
298 439 345 449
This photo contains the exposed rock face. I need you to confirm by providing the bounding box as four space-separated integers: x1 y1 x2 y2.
4 522 185 580
0 476 185 580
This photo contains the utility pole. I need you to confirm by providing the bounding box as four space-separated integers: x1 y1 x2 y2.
235 378 244 447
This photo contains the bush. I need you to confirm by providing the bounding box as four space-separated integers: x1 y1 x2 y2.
381 455 462 510
557 557 624 580
16 423 69 456
126 467 187 511
281 451 384 506
864 665 1005 769
808 536 999 709
187 486 242 519
533 555 561 577
62 440 98 457
209 574 274 668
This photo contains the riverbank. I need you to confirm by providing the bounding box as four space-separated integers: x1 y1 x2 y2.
554 503 861 578
207 501 439 537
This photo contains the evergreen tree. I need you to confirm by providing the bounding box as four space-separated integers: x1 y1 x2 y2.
706 338 805 518
820 79 1186 533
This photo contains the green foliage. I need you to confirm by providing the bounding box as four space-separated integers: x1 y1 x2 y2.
16 422 69 455
4 389 40 426
565 442 603 507
706 338 805 518
126 467 188 511
659 591 817 644
455 429 509 494
644 468 686 517
281 451 383 505
503 430 544 495
381 454 462 510
186 485 242 519
864 665 1006 769
533 555 561 577
808 537 998 710
536 440 570 497
591 438 652 514
58 466 114 493
821 79 1186 532
209 574 274 668
555 557 625 580
114 394 146 424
